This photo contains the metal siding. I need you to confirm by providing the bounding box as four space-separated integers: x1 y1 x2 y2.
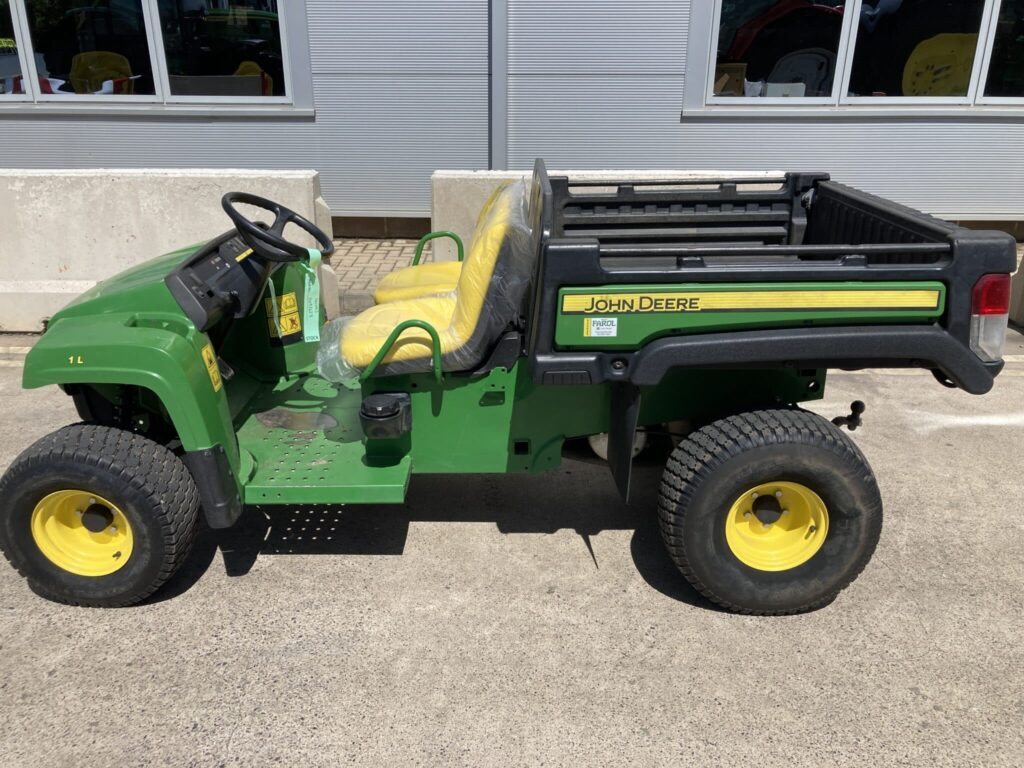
508 0 688 74
0 0 490 216
506 0 1024 218
307 0 488 74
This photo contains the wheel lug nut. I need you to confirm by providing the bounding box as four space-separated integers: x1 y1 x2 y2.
88 498 96 505
808 525 817 534
109 526 117 533
775 491 783 498
752 492 759 499
743 511 752 518
75 509 83 516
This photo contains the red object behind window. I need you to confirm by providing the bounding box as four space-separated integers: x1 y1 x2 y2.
971 274 1011 316
11 76 55 95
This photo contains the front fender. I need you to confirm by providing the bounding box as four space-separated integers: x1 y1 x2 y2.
23 313 238 468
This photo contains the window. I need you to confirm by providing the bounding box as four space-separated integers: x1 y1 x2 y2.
712 0 848 100
0 0 25 96
24 0 156 96
700 0 1024 111
0 0 297 106
847 0 986 98
982 0 1024 98
157 1 285 97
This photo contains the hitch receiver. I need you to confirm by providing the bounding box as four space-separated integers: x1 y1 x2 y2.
832 401 866 432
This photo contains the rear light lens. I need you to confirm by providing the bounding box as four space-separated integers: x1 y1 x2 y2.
970 274 1011 362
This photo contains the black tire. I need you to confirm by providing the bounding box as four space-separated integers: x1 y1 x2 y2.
658 409 882 615
0 424 200 607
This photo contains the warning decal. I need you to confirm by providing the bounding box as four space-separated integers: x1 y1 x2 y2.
265 292 302 339
201 343 222 392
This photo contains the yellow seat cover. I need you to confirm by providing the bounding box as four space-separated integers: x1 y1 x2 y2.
339 185 519 371
372 260 463 304
371 184 513 305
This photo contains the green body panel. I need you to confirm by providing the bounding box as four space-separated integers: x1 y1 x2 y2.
365 364 823 475
555 281 946 349
23 245 235 453
24 311 239 472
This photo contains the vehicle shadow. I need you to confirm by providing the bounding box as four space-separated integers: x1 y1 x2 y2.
154 449 717 611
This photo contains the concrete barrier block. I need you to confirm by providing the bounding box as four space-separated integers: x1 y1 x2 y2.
0 169 330 332
431 168 784 262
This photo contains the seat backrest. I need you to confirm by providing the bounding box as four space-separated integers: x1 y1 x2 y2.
446 181 532 361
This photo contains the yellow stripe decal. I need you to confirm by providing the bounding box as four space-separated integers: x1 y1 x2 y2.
235 247 254 263
561 290 942 315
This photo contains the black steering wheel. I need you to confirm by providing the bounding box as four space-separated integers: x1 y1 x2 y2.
222 192 335 263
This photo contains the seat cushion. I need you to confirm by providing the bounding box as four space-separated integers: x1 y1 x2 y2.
372 261 462 304
340 294 458 369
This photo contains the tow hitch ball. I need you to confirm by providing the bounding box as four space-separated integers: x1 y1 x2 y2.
832 401 866 431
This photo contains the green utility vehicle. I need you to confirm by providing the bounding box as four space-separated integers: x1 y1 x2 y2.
0 161 1015 614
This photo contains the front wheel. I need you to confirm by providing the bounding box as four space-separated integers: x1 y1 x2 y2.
0 424 200 607
658 409 882 615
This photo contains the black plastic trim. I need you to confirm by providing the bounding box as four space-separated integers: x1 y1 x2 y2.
626 325 1000 395
183 445 243 529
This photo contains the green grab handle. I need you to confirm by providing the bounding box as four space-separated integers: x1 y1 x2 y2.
359 319 443 384
412 231 465 266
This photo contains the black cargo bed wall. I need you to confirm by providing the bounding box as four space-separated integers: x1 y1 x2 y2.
549 173 828 249
805 181 957 255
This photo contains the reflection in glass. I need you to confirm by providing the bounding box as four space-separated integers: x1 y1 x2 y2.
158 0 284 97
24 0 154 95
0 0 22 95
848 0 985 97
984 0 1024 98
713 0 846 98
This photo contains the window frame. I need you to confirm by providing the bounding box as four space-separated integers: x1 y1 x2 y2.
0 0 311 112
1 0 36 101
975 0 1024 105
686 0 1024 117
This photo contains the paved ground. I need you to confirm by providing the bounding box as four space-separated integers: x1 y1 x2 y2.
332 238 417 314
0 330 1022 766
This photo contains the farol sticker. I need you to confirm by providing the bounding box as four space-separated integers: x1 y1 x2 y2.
584 317 618 338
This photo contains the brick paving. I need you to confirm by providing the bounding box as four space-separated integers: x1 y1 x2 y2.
331 238 420 313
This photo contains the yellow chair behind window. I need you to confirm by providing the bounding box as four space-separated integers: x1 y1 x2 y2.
70 51 133 94
903 33 978 97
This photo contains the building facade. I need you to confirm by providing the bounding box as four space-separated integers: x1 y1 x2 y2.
0 0 1022 220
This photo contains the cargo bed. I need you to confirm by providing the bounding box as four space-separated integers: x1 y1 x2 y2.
524 161 1017 394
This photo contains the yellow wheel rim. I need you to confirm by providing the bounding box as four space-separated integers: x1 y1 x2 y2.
724 481 828 572
30 490 134 577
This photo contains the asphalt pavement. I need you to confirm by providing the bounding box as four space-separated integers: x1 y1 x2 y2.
0 332 1022 767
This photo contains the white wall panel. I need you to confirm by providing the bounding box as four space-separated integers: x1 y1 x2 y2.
509 0 688 74
308 0 488 75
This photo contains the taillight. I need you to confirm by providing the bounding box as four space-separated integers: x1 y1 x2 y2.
969 273 1011 362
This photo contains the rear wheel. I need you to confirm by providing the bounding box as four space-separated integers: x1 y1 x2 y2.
658 409 882 615
0 424 199 607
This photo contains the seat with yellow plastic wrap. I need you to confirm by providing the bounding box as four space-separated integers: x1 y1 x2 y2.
319 182 531 383
372 184 515 305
